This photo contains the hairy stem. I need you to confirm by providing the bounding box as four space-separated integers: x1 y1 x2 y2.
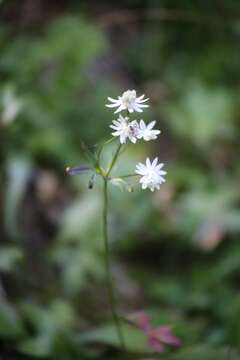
103 178 126 351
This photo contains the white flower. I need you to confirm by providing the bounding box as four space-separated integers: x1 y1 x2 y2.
135 157 167 192
106 89 149 113
137 120 161 141
110 115 139 144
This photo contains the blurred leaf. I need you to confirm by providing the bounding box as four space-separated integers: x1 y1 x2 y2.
19 300 76 357
168 345 236 360
4 156 32 239
19 335 52 357
77 322 149 353
0 303 24 338
164 81 235 149
1 84 23 124
226 298 240 348
0 246 23 272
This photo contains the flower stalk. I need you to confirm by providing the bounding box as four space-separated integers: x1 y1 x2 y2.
102 176 126 351
67 89 168 355
107 143 122 176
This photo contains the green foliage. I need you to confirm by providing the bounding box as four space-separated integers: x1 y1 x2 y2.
77 322 149 353
18 300 77 357
0 246 23 272
1 0 240 359
164 81 235 149
0 304 24 338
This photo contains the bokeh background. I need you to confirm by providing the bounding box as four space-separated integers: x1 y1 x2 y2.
0 1 240 359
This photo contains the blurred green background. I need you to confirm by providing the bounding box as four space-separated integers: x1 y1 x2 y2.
0 1 240 359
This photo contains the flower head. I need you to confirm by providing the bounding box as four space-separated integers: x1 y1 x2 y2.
137 120 161 141
148 326 181 353
110 115 139 144
106 89 149 113
130 311 151 332
129 311 181 354
135 157 167 191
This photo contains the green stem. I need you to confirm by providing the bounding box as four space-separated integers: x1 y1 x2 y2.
117 173 138 179
103 178 126 351
107 143 122 176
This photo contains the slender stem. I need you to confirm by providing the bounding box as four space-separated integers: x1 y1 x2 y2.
116 173 138 179
103 178 126 351
107 143 122 176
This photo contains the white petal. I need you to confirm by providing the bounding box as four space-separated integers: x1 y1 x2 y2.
152 157 158 167
138 98 149 103
160 170 167 175
112 131 121 136
133 105 143 112
156 163 164 170
107 97 118 103
115 105 125 113
146 158 151 167
120 135 126 144
136 162 145 170
106 103 118 108
138 103 149 108
112 120 120 125
130 136 137 144
147 121 156 129
139 119 145 129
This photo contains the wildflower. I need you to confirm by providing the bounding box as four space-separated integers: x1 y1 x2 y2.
135 157 167 191
110 115 139 144
148 326 181 353
130 311 181 353
130 311 151 332
137 120 160 141
106 89 149 113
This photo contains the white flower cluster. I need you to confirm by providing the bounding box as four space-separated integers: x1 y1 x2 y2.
106 89 167 191
110 116 160 145
106 89 148 113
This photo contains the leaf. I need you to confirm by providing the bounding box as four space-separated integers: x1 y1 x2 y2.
1 84 23 124
19 335 52 357
4 157 32 239
0 246 23 272
0 304 24 338
19 301 76 357
164 81 235 149
167 345 235 360
76 323 149 353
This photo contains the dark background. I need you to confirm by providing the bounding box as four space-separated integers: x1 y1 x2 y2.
0 0 240 359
